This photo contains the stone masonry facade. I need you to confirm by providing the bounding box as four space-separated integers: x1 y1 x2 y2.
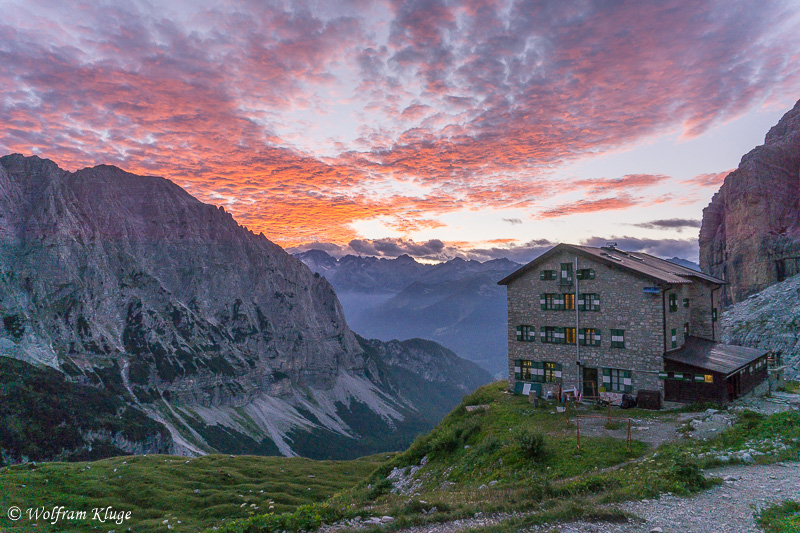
503 245 720 400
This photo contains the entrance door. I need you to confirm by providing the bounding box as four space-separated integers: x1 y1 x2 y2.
727 372 742 401
582 367 598 398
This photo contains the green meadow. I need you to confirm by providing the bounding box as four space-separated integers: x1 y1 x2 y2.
0 453 390 532
3 381 800 533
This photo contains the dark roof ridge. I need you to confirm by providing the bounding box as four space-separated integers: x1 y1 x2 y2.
498 243 724 286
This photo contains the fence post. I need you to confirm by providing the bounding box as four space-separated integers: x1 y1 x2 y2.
627 418 631 452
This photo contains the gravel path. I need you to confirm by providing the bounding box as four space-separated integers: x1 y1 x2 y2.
391 462 800 533
526 462 800 533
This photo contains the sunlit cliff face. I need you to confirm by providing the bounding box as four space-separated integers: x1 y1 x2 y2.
2 0 799 261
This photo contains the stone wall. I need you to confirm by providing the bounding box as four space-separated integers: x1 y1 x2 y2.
506 248 665 396
506 249 720 398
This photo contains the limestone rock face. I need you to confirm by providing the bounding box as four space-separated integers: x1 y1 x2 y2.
699 99 800 305
0 154 490 461
721 273 800 378
0 154 362 391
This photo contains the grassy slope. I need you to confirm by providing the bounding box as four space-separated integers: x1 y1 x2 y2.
213 381 800 533
0 356 169 464
0 453 390 532
5 381 800 533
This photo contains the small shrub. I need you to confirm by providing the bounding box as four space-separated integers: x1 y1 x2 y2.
514 428 547 461
756 500 800 533
429 417 482 458
666 457 710 493
737 410 765 431
474 435 504 455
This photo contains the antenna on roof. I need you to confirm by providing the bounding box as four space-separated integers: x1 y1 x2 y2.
605 242 617 249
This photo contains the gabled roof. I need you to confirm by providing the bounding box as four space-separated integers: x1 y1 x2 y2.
664 336 767 375
497 243 725 286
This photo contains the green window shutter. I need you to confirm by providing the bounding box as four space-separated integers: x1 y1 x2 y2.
516 326 523 341
592 296 600 312
601 367 611 388
540 293 547 310
623 370 633 393
588 269 595 279
577 294 586 311
554 363 563 379
578 329 585 345
557 327 565 344
683 298 690 308
532 361 543 382
514 360 521 380
540 271 545 280
594 330 602 346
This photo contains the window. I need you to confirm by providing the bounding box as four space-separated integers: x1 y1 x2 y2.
514 360 561 383
578 293 600 311
579 328 602 346
541 326 567 344
520 360 532 380
671 328 677 349
516 325 535 342
712 308 718 322
565 327 576 344
539 270 556 280
669 293 678 312
540 293 574 310
684 322 689 337
683 298 690 308
543 361 561 382
576 268 595 280
610 329 625 348
541 293 561 310
601 368 632 393
559 262 573 285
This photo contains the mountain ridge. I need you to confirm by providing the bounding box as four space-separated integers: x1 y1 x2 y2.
0 154 491 464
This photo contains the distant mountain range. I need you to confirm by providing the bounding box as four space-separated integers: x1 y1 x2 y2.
0 154 490 465
295 252 701 377
295 250 520 376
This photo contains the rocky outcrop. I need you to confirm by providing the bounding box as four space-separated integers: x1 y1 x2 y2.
700 99 800 305
0 154 490 461
720 273 800 379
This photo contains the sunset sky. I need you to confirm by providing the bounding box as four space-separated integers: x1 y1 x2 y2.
2 0 799 262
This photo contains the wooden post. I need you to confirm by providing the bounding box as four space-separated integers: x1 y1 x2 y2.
565 400 570 423
576 416 581 451
627 418 631 452
607 402 611 424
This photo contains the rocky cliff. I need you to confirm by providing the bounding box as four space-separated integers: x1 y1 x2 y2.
0 154 490 464
721 273 800 378
700 99 800 305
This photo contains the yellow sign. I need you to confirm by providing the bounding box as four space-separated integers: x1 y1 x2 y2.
704 375 713 383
